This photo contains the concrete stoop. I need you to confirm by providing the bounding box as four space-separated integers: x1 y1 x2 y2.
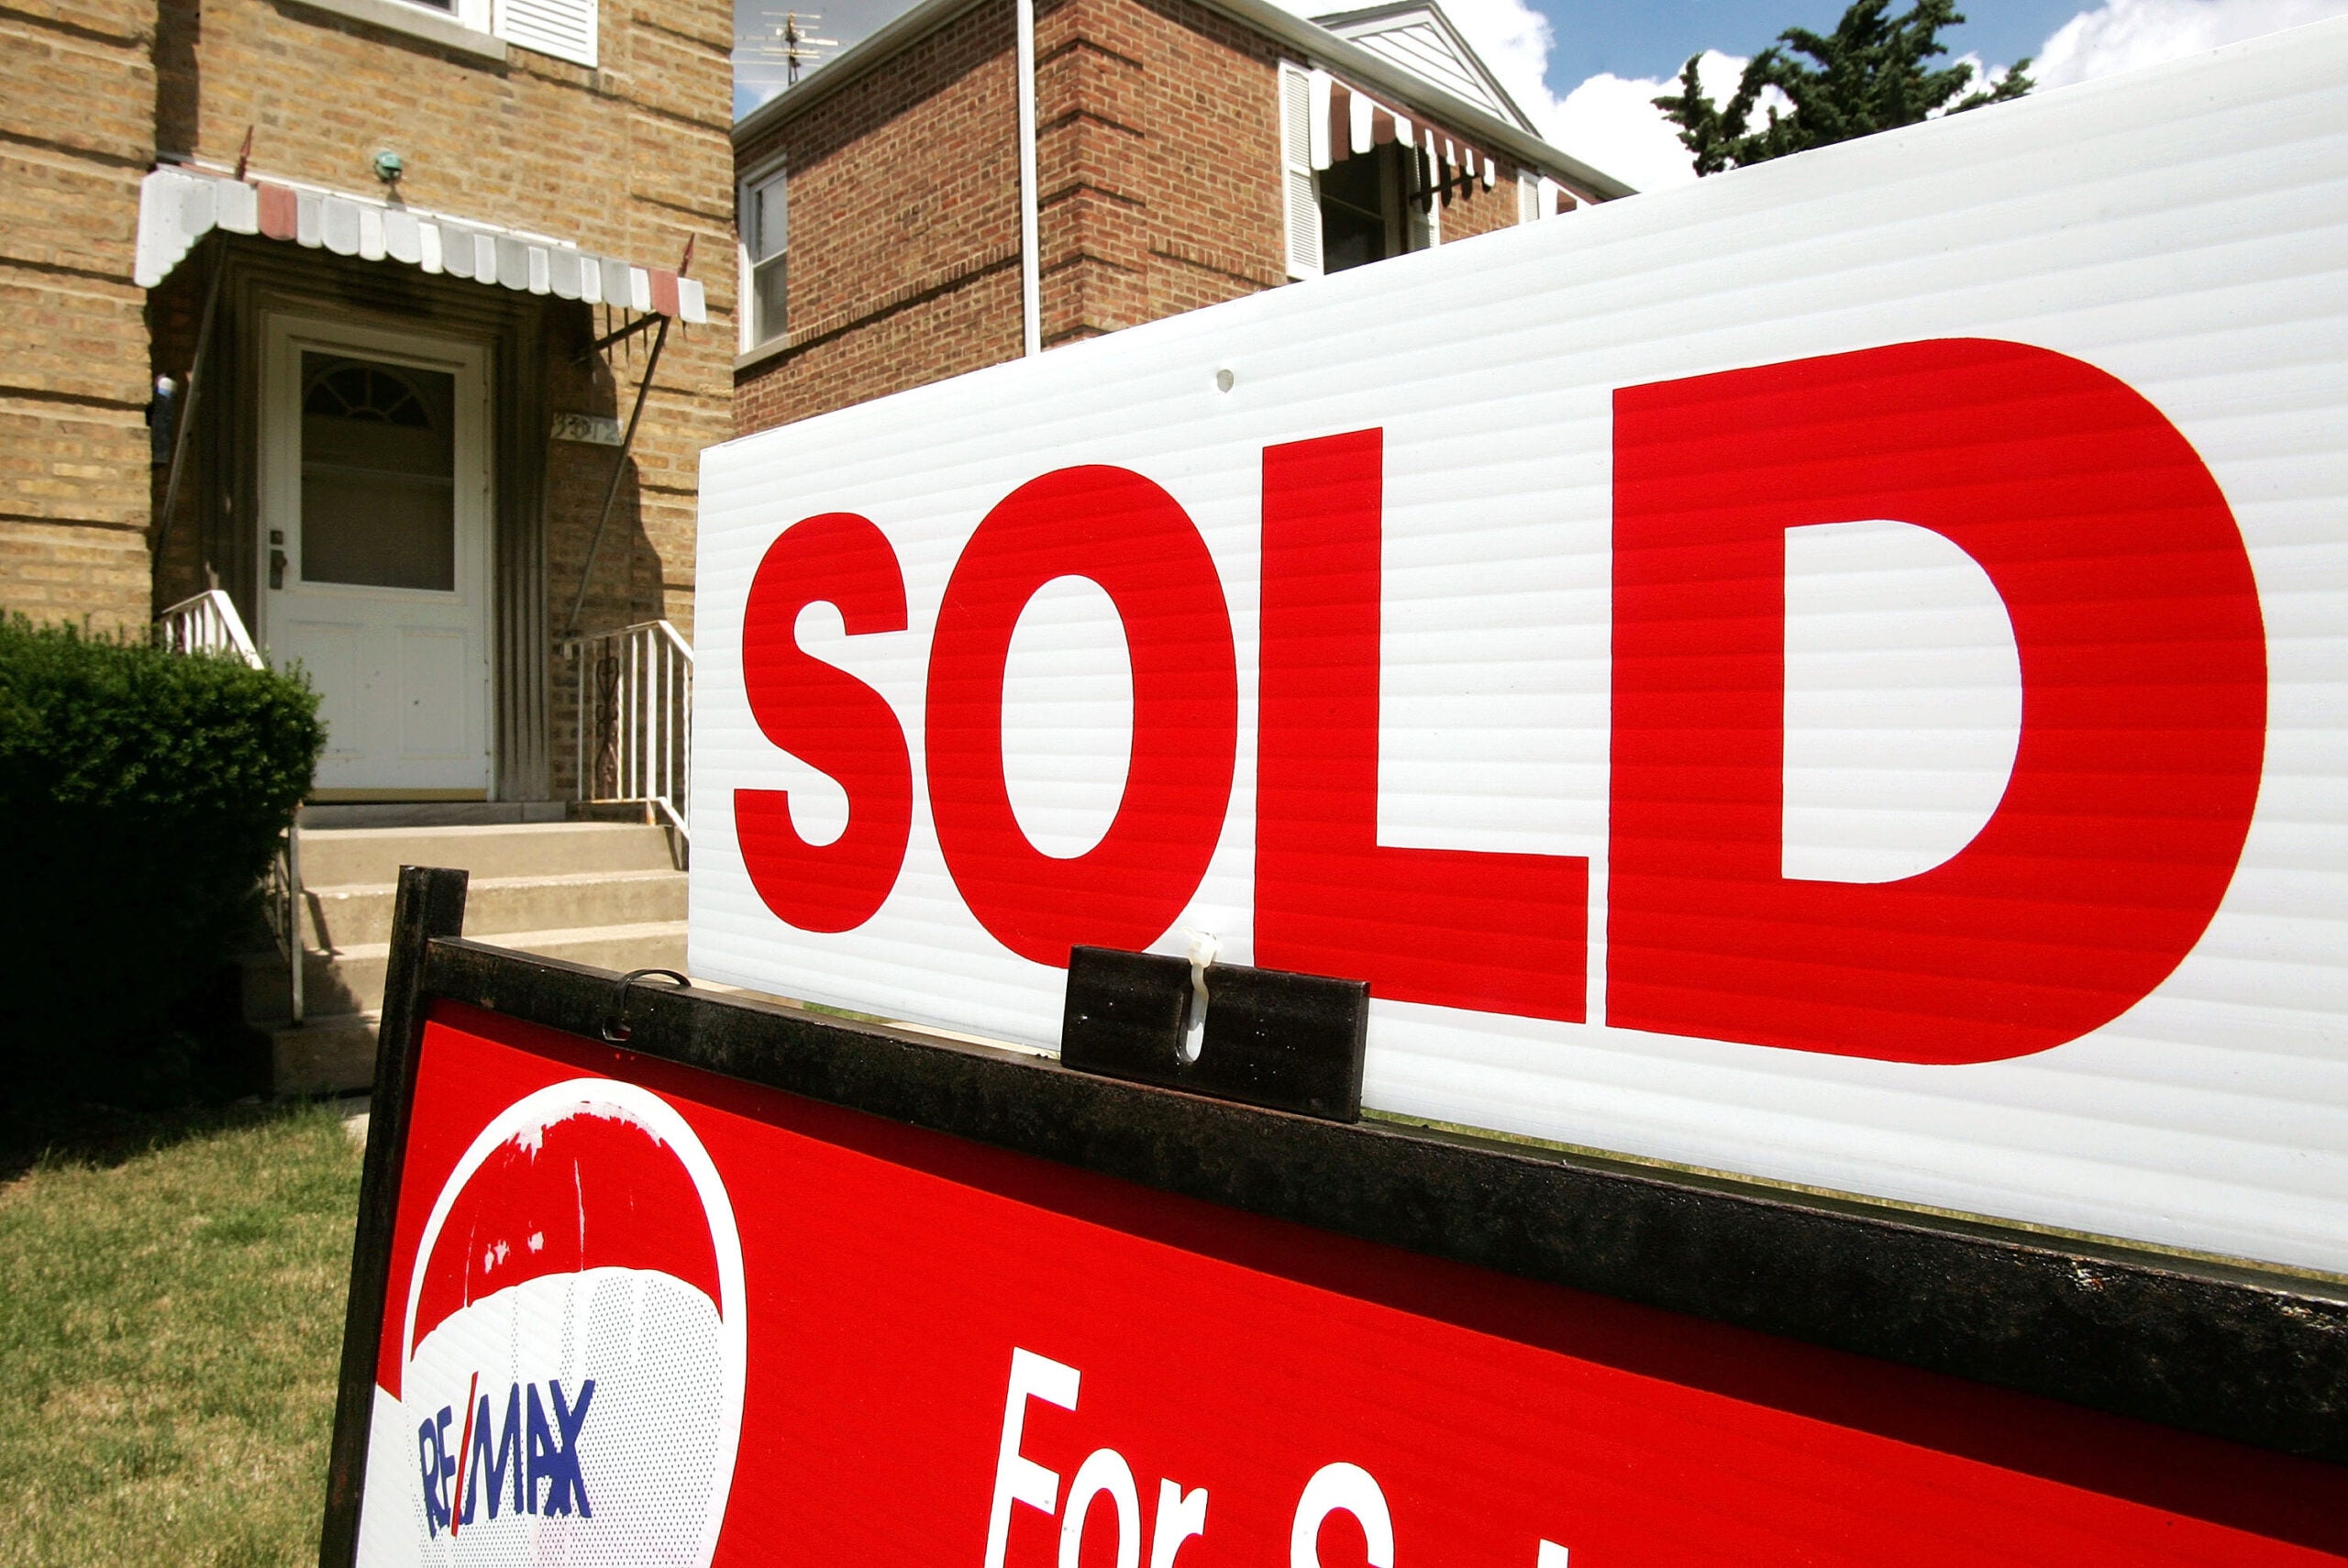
246 821 686 1095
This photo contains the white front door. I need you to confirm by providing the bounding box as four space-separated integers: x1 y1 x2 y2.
259 315 493 796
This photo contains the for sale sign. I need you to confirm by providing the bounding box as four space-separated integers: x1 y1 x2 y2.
347 1001 2343 1565
691 23 2348 1276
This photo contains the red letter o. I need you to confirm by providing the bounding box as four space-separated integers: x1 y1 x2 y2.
926 466 1238 966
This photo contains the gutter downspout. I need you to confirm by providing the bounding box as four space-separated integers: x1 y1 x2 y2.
1015 0 1041 357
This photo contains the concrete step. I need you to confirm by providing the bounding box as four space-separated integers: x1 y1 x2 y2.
301 801 570 829
247 919 689 1022
274 1012 380 1098
295 821 678 888
303 868 686 950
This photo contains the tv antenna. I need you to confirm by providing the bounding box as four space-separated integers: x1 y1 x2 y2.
737 7 837 91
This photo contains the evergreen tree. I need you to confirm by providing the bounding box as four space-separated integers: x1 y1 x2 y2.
1656 0 2032 176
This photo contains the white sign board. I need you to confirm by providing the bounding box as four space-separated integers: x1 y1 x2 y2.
693 23 2348 1275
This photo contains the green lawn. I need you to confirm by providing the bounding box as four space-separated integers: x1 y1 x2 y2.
0 1099 364 1568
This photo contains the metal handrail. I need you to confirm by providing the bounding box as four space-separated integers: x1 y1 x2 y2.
155 589 265 668
154 589 302 1022
266 809 305 1025
564 619 693 852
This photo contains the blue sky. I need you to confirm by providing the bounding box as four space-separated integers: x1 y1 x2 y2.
1533 0 2078 87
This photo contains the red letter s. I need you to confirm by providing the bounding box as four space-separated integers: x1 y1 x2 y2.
736 513 913 933
1610 338 2266 1063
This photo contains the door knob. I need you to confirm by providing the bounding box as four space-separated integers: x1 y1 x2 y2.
270 548 288 590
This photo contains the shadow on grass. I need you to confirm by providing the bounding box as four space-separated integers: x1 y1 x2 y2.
0 1091 353 1186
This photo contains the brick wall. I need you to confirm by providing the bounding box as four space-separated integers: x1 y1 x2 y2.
733 0 1024 432
3 0 734 641
735 0 1541 436
1036 0 1289 346
0 0 159 630
1437 165 1522 244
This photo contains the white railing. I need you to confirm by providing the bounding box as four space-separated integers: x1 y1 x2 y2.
155 590 303 1022
568 620 693 847
156 589 265 668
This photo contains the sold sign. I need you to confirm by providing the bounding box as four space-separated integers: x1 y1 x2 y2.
692 38 2348 1275
715 341 2264 1065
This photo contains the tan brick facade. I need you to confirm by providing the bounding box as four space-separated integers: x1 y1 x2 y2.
144 0 736 648
1 0 159 629
735 0 1580 436
5 0 734 797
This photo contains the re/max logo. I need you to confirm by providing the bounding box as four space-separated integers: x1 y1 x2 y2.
417 1375 596 1539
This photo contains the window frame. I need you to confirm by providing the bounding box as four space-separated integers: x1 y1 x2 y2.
1316 139 1436 276
737 155 790 354
291 0 504 63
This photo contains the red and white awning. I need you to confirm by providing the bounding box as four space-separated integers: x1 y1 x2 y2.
1305 68 1495 191
134 164 707 323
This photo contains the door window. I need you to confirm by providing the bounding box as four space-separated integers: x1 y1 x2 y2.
300 354 458 591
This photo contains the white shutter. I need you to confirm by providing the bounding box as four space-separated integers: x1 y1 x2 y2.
494 0 595 67
1307 70 1333 169
1517 169 1539 225
1279 62 1323 280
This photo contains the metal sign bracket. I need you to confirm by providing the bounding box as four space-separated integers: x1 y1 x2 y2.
1059 944 1368 1121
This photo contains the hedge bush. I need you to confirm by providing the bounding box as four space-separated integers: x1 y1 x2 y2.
0 620 323 1096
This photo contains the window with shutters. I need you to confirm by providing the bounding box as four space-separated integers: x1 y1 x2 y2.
739 161 789 350
1282 62 1445 279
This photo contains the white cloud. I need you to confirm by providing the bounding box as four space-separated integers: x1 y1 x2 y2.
2032 0 2348 85
1548 50 1758 191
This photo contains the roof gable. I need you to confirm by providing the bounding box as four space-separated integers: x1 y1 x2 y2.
1309 2 1536 134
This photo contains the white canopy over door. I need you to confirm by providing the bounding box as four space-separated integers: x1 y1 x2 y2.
258 314 493 797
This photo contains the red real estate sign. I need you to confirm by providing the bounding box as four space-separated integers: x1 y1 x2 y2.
348 1000 2346 1566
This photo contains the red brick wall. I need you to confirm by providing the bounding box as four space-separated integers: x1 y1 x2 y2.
1439 165 1523 244
734 0 1543 435
1037 0 1289 344
733 0 1024 432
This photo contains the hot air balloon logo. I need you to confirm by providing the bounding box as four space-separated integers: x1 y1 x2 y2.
383 1078 746 1566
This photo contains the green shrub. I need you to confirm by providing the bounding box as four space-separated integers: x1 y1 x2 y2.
0 620 323 1095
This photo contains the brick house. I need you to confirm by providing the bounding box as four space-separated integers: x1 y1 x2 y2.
4 0 735 805
730 0 1630 434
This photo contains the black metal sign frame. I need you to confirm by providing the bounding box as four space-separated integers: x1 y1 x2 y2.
320 867 2348 1567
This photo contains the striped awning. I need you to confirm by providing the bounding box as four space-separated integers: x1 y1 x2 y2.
133 164 708 324
1308 69 1496 192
